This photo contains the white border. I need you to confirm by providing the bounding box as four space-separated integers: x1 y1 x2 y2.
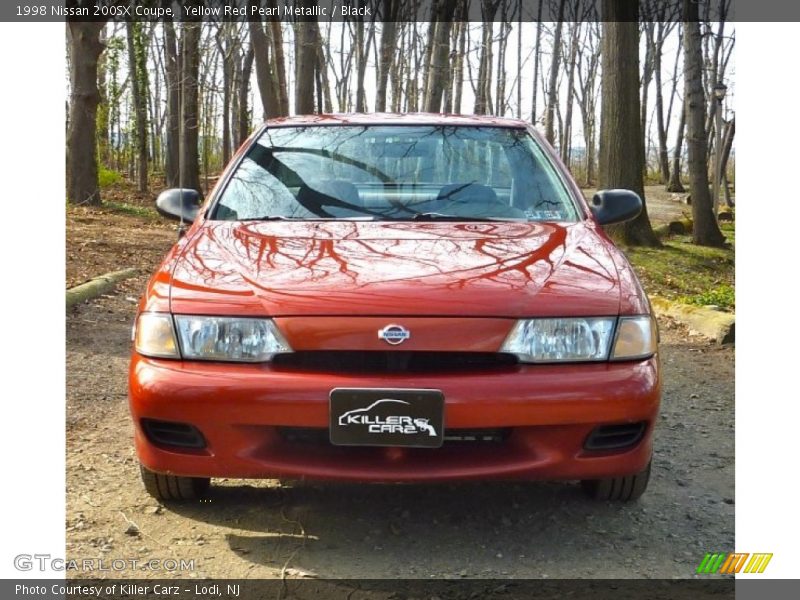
735 22 799 578
0 23 66 578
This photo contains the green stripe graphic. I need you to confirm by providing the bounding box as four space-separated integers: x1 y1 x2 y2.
697 553 727 574
697 553 713 574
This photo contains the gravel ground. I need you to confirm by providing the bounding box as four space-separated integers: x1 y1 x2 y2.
66 276 733 580
65 195 733 581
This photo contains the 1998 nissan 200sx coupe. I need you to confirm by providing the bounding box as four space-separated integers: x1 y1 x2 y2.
130 113 660 503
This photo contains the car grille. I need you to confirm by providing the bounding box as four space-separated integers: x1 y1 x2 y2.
278 427 512 446
271 351 518 374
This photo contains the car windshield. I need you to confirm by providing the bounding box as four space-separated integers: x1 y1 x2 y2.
211 124 580 222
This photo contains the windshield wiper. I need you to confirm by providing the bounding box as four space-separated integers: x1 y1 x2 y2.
238 215 296 221
407 212 516 222
238 215 380 222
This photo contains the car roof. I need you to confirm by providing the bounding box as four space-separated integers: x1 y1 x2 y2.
261 112 531 128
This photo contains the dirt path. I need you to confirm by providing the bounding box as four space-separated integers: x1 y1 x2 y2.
66 290 733 579
66 198 733 579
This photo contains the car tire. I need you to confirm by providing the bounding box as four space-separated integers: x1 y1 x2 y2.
580 460 651 502
139 464 210 501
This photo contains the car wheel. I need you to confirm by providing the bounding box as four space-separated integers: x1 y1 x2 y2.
581 460 651 502
139 464 210 501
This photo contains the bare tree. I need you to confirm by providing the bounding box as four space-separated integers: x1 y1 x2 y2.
163 19 181 187
544 1 566 145
237 46 255 145
424 0 457 113
474 0 501 115
494 0 511 116
530 2 543 123
67 19 106 205
561 19 581 164
683 0 725 246
375 1 400 112
268 2 290 116
599 0 659 246
248 0 287 119
575 22 601 185
293 1 318 114
666 102 686 192
311 20 333 113
180 20 202 193
719 116 735 207
352 5 376 112
215 23 237 165
450 7 468 114
126 22 149 192
642 1 679 183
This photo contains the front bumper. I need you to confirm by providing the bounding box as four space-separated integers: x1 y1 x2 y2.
129 354 660 482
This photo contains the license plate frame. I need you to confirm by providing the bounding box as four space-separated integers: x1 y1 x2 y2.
329 388 445 448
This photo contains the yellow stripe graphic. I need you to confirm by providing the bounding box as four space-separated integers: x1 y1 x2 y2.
744 553 773 573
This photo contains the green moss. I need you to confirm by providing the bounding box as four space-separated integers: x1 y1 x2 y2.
624 221 735 310
678 285 735 310
98 167 122 188
102 201 158 220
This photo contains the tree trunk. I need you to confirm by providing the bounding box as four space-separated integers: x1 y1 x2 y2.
423 1 456 113
180 21 201 193
719 116 735 207
164 20 180 187
421 18 437 104
126 22 148 192
267 3 289 116
666 103 686 192
355 15 368 112
216 25 233 166
683 3 725 246
640 24 654 173
544 2 566 145
294 3 317 115
473 0 500 115
390 22 405 112
311 21 333 113
96 27 109 167
248 2 282 119
494 1 510 116
576 23 600 186
705 17 727 153
598 0 659 247
561 22 580 165
653 35 670 183
67 20 105 206
238 46 254 145
530 3 543 123
375 1 399 112
452 10 467 114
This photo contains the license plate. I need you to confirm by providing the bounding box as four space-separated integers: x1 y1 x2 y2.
329 388 445 448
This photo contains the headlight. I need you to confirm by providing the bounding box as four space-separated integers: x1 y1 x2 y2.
175 315 291 362
611 315 657 360
134 313 180 358
134 313 291 362
501 317 616 362
174 316 291 362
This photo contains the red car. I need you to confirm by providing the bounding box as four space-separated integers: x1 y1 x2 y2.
130 114 659 502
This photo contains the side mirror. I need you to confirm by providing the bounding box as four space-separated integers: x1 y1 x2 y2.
155 188 201 223
590 189 642 225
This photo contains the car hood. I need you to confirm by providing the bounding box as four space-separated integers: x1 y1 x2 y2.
168 220 622 317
